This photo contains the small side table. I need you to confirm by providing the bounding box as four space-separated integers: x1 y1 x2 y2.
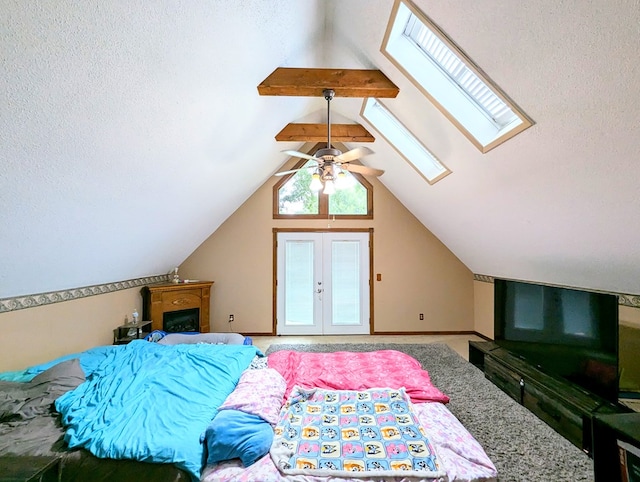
113 319 152 344
592 412 640 481
0 456 61 481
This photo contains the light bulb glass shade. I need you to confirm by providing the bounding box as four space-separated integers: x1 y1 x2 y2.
323 179 336 195
335 171 348 190
309 173 323 192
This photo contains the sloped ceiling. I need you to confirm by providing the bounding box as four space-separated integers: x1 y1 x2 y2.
2 0 640 299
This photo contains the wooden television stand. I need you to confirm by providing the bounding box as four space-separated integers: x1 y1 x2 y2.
469 340 629 457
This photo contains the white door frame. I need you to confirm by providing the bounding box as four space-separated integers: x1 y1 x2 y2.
273 228 373 335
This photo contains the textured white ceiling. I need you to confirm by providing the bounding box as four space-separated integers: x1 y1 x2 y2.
2 0 640 298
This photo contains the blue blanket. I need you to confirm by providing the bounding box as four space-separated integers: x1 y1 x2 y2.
55 340 261 480
0 345 120 382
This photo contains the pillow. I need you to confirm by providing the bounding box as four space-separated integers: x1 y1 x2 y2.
24 345 117 379
219 368 286 425
31 358 85 389
204 409 273 467
158 332 246 345
0 359 85 422
144 330 167 342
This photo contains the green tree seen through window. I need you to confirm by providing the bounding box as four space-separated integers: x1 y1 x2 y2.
329 180 367 214
279 163 318 214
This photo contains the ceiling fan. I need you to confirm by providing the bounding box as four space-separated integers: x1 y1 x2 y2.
275 89 384 192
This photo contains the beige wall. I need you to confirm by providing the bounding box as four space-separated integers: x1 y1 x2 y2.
0 288 142 371
620 305 640 328
473 279 494 338
619 305 640 392
180 161 474 335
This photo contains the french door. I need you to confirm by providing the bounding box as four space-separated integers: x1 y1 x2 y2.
276 231 370 335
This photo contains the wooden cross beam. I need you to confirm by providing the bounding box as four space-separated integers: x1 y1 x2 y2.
258 68 399 98
275 123 375 142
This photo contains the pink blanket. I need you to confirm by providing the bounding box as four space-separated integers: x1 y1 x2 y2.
267 349 449 404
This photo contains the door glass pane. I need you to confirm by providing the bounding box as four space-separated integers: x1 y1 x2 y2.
331 240 360 325
285 240 314 325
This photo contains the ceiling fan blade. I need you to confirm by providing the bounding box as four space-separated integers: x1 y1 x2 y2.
341 163 385 177
274 167 307 177
334 146 374 163
282 149 319 161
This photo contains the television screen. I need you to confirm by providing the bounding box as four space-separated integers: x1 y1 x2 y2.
494 278 619 401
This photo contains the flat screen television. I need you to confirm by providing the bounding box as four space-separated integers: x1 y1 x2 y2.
494 278 619 402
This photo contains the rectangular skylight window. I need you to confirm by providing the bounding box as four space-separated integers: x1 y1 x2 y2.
404 16 516 129
382 0 533 153
360 98 450 184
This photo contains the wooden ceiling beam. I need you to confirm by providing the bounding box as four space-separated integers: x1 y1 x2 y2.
275 123 375 143
258 68 399 98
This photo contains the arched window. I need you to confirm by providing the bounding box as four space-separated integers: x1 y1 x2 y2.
273 157 373 219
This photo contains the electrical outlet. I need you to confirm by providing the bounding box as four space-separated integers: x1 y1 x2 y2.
228 314 234 323
419 313 424 320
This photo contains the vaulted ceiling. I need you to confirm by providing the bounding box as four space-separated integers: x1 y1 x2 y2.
2 0 640 298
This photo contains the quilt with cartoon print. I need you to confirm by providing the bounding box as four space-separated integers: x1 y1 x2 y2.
269 386 447 479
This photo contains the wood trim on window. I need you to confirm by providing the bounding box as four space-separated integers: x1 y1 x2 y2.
381 0 533 153
273 144 374 219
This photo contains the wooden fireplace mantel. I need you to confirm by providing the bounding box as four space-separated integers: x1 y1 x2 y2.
141 281 214 333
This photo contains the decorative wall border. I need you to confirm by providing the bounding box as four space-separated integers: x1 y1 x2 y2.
617 294 640 308
0 275 169 313
473 274 640 308
473 274 494 283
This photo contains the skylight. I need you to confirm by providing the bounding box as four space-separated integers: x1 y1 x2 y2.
360 98 450 184
404 16 516 129
382 0 533 153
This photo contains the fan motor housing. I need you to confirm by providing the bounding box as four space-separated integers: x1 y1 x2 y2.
315 147 342 160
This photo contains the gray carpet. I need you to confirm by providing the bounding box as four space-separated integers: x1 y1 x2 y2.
265 342 594 482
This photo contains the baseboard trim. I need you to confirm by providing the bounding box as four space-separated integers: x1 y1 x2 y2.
472 331 493 341
242 330 490 338
372 330 478 336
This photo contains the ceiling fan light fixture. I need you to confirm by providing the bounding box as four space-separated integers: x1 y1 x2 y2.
323 179 336 195
335 170 348 190
309 171 323 192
